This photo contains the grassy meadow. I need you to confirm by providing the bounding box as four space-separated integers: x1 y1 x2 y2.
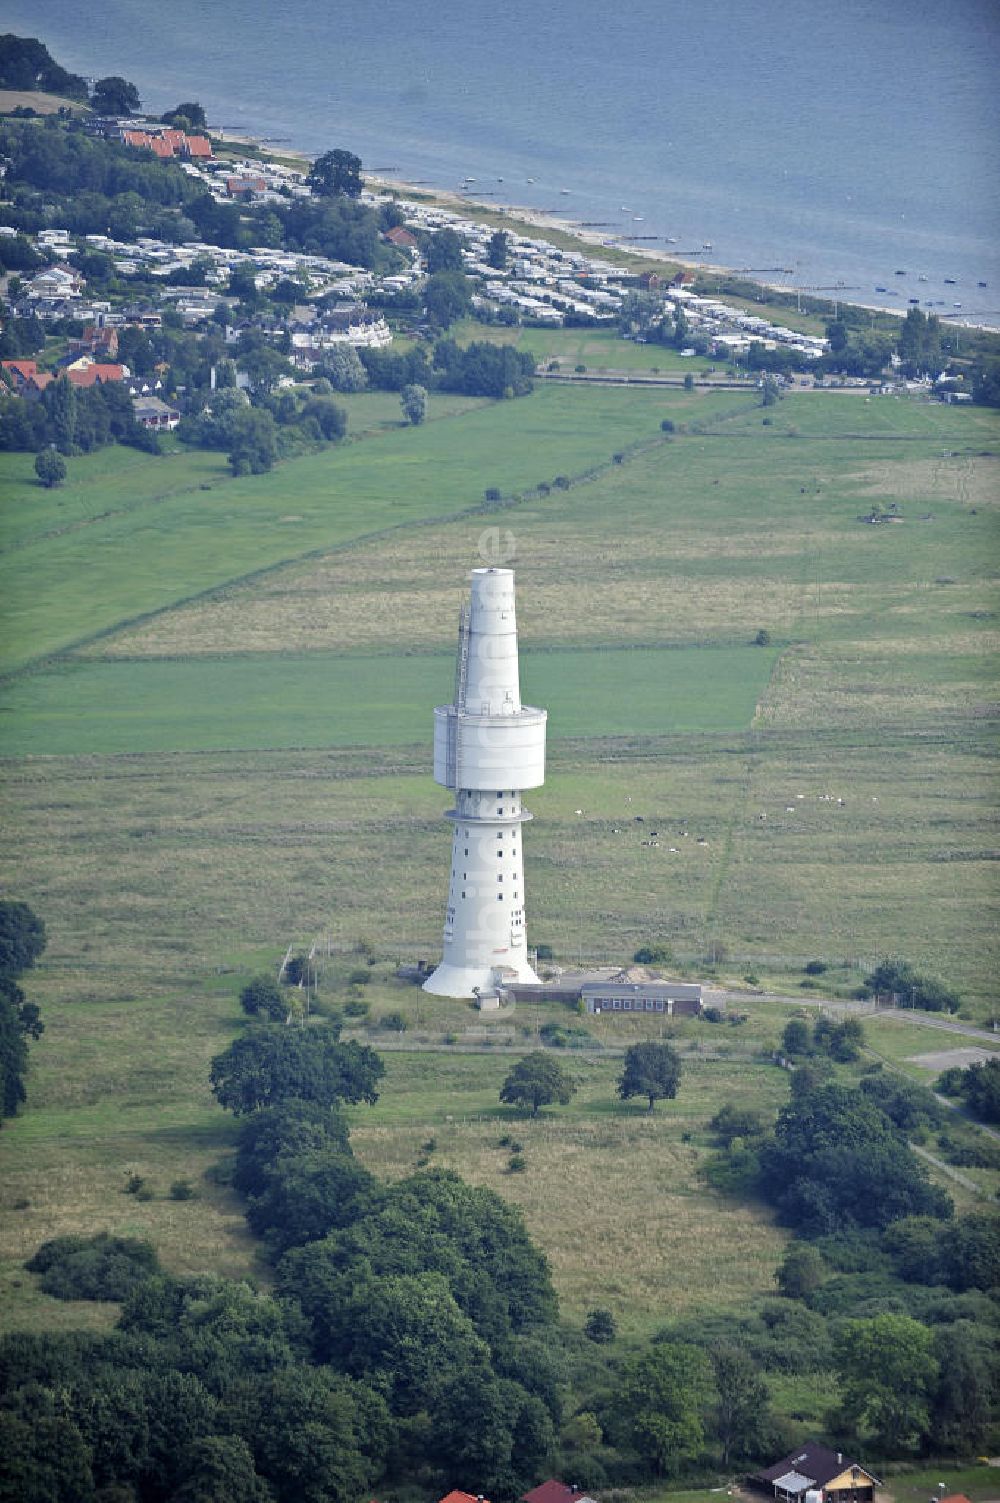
1 362 998 1345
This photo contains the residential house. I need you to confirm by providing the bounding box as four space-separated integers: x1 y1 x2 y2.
1 360 53 398
132 395 180 430
27 265 84 300
439 1492 491 1503
523 1482 598 1503
753 1443 879 1503
384 225 419 250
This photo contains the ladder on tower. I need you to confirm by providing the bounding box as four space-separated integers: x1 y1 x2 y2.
453 603 470 710
448 604 471 789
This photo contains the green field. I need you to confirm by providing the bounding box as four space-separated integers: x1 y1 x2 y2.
0 644 774 755
1 369 998 1346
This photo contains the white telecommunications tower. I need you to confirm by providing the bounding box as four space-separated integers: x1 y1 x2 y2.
423 568 547 998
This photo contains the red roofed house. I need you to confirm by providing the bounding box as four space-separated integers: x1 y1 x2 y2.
184 135 213 159
1 360 54 398
70 326 120 361
160 129 187 153
2 359 41 390
226 176 268 199
122 129 152 150
384 225 418 249
66 363 126 388
523 1484 598 1503
440 1491 491 1503
149 137 174 159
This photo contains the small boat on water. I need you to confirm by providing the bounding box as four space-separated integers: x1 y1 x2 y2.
944 277 957 284
978 280 987 288
560 187 570 194
894 269 906 275
666 236 678 243
908 298 920 304
875 285 887 292
632 216 644 222
703 241 713 249
918 274 928 282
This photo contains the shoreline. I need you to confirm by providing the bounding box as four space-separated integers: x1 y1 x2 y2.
212 130 998 334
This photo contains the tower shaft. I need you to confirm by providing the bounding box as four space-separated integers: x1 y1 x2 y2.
423 568 546 998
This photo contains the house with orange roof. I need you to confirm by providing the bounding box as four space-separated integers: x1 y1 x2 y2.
66 363 126 388
1 360 54 398
184 135 213 159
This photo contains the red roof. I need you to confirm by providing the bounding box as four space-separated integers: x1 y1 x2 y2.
523 1484 594 1503
385 225 418 248
149 137 174 159
161 129 186 149
185 135 212 158
123 130 152 149
2 359 39 381
67 364 125 388
440 1492 490 1503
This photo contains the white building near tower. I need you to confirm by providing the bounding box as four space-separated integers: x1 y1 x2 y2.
423 568 547 998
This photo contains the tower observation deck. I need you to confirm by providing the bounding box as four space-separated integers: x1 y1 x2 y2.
423 568 547 998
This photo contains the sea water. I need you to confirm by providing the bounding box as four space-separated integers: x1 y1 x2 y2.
7 0 999 325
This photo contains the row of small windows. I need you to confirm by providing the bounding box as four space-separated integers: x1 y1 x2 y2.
594 997 668 1012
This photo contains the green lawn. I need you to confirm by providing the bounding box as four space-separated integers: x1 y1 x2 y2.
0 644 775 755
0 382 726 674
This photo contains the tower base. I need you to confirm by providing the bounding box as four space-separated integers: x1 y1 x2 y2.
422 957 540 999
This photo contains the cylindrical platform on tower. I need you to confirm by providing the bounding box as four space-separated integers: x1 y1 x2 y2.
423 568 547 999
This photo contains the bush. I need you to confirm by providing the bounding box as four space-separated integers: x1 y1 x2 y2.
34 448 66 488
660 418 675 433
584 1307 617 1343
347 968 371 986
378 1010 408 1033
169 1179 195 1201
343 997 370 1018
239 975 287 1021
26 1233 160 1301
754 628 771 646
804 959 827 975
633 944 673 965
484 486 501 503
507 1153 527 1172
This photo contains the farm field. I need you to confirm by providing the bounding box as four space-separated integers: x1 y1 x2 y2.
0 372 997 1344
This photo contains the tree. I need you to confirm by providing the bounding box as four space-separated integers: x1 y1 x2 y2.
712 1343 771 1464
246 1146 376 1253
834 1312 937 1452
928 1322 998 1455
774 1241 825 1298
233 1098 352 1197
618 1041 682 1111
781 1017 811 1055
320 344 368 392
424 269 472 328
761 376 780 406
487 230 509 270
239 975 287 1022
209 1024 385 1115
300 395 347 441
584 1307 616 1343
42 376 76 453
500 1052 575 1116
307 148 363 199
609 1341 715 1476
162 101 207 131
92 75 141 115
400 383 427 425
227 408 278 475
0 900 46 1124
0 902 46 976
425 227 465 274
